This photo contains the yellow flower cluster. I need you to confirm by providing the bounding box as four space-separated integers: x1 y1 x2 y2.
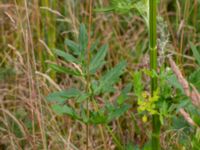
137 90 159 122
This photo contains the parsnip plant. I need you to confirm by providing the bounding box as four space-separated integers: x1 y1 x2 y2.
47 24 131 125
98 0 163 149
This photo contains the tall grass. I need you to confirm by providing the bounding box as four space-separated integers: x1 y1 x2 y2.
0 0 200 149
41 0 57 78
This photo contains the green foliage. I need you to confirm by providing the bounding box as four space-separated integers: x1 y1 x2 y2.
96 0 200 148
166 62 200 149
93 60 127 94
47 24 130 125
54 49 79 64
2 0 200 149
79 24 88 53
89 44 108 74
190 42 200 66
132 67 180 126
64 39 80 56
47 88 82 104
117 83 132 105
133 70 161 123
49 63 81 76
189 68 200 90
192 129 200 150
95 0 149 20
95 0 135 14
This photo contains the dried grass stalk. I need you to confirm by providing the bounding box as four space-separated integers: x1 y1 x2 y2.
179 108 198 127
169 57 200 107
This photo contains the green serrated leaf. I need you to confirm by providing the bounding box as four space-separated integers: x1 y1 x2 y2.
89 44 108 74
117 83 132 105
54 49 79 64
52 105 77 118
47 88 81 104
95 60 127 94
76 93 89 103
49 63 81 76
108 104 130 122
90 39 100 52
79 24 88 52
65 39 80 56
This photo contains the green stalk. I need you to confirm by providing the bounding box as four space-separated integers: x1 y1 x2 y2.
149 0 161 149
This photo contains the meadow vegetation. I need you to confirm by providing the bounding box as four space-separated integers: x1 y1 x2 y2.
0 0 200 149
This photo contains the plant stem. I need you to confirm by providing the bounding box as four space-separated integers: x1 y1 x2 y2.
149 0 161 149
86 0 93 149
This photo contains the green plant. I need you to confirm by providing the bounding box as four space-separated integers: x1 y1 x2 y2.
98 0 162 149
95 0 149 20
46 24 131 148
2 0 200 149
149 0 161 149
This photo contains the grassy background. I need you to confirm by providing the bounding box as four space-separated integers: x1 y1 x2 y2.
0 0 200 149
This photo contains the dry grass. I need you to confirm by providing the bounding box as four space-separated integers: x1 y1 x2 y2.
0 0 200 149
